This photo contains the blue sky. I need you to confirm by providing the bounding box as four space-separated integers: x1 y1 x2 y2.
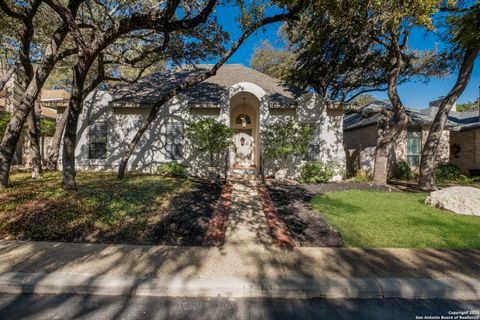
214 5 480 109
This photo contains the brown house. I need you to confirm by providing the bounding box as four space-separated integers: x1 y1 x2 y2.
448 109 480 176
343 100 451 178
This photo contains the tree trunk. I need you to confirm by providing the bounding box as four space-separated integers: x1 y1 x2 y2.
27 103 43 179
61 63 88 190
419 48 479 190
0 67 16 91
0 73 48 187
372 31 410 185
0 22 73 188
47 108 68 171
372 137 390 184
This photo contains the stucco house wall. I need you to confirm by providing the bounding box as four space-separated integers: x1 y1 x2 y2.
59 65 347 181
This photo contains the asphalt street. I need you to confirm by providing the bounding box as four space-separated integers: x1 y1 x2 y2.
0 294 479 320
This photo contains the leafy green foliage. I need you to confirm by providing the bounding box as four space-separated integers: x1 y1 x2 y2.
250 40 295 80
435 163 461 182
263 120 311 169
299 161 337 183
159 162 186 178
41 119 56 137
351 94 376 107
456 98 479 112
186 119 236 167
0 112 11 140
394 161 414 180
312 190 480 248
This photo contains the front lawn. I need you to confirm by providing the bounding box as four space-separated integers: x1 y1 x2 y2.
311 190 480 248
0 172 221 245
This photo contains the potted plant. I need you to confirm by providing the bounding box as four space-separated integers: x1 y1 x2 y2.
186 118 236 181
263 120 311 180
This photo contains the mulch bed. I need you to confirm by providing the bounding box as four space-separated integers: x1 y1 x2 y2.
266 182 397 247
152 181 222 246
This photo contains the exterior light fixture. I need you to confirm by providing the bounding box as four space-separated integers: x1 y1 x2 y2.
242 97 247 128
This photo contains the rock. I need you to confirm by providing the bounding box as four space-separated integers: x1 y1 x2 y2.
425 186 480 216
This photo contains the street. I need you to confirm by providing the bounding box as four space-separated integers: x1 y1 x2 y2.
0 294 478 320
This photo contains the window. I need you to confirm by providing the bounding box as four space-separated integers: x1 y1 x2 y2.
88 122 107 159
305 123 321 160
165 122 183 160
407 130 422 167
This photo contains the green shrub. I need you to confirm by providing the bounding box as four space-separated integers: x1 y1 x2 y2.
352 169 371 183
159 162 186 177
394 161 414 180
299 161 336 183
435 163 461 182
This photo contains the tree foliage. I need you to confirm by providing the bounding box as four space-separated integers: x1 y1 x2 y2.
456 98 480 112
250 40 295 80
263 120 311 169
186 118 236 167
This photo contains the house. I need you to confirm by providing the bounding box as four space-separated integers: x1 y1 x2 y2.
343 100 451 177
58 64 348 180
1 67 70 164
448 109 480 176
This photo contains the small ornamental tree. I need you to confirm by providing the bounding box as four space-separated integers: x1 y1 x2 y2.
263 120 311 173
186 118 236 167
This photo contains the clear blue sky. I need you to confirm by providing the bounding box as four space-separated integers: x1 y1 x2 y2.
214 5 480 109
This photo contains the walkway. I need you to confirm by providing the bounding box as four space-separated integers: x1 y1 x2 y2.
224 183 272 248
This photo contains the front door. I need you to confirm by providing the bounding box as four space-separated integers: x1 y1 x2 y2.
234 129 254 167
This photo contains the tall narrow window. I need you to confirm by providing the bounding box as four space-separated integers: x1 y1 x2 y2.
88 122 107 159
165 122 183 160
407 130 422 167
306 123 321 160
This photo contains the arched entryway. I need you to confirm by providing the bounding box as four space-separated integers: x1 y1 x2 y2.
229 92 260 171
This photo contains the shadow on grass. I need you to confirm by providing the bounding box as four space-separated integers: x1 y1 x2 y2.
0 173 221 245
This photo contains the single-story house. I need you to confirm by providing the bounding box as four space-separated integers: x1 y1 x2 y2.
57 64 348 180
448 109 480 176
343 100 451 177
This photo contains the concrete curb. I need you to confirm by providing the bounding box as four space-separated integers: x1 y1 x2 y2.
0 272 478 300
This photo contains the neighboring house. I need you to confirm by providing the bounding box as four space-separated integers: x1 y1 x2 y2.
59 64 348 180
343 100 451 177
448 109 480 176
1 68 70 165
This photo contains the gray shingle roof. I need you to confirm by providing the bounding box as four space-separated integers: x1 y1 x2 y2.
111 64 305 107
343 100 454 131
448 110 480 131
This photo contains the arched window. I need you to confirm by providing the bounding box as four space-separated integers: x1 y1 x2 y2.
235 114 251 125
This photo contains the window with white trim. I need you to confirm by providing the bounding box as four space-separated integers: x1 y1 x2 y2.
165 122 183 160
88 122 107 159
305 123 321 160
407 130 422 167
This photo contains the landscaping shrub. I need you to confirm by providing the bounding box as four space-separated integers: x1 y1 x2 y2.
435 163 461 182
394 161 414 180
299 161 336 183
352 169 371 183
159 162 186 177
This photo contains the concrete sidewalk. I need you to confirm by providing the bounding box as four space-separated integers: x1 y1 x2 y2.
0 240 478 299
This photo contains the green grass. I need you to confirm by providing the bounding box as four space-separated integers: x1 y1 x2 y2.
311 190 480 248
0 172 190 243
